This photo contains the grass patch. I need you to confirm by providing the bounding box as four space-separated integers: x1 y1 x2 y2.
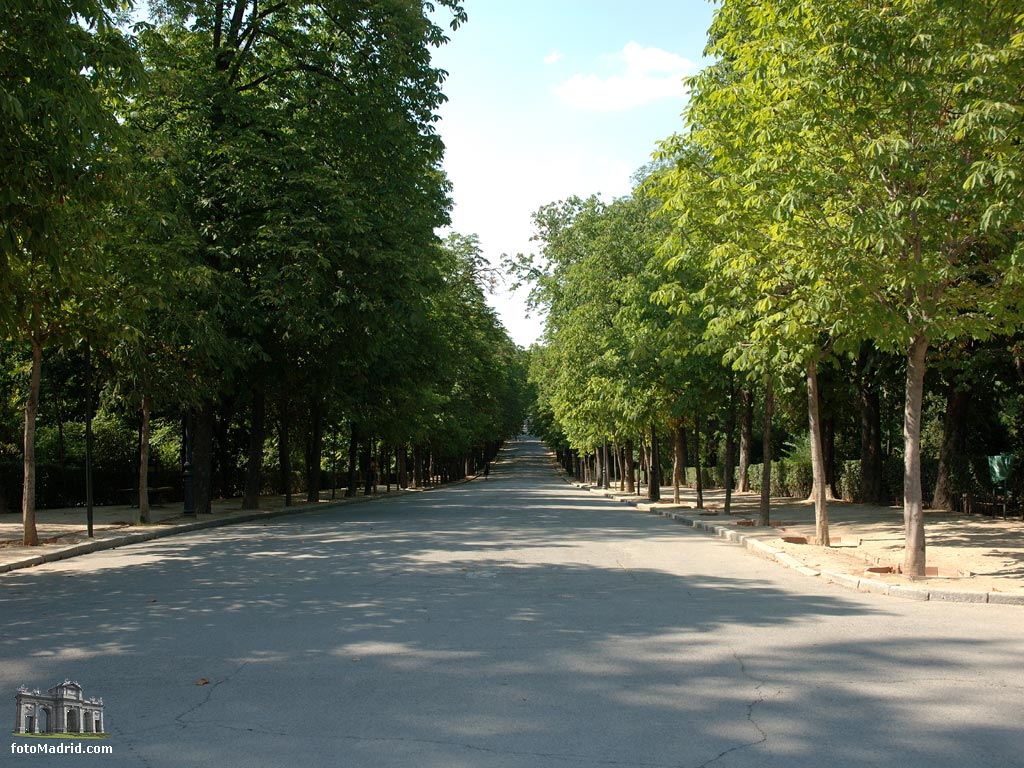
13 732 109 740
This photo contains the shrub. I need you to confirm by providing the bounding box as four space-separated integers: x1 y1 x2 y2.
839 460 861 502
747 461 789 496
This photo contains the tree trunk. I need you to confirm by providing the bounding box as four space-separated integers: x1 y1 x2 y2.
362 438 373 495
346 423 360 497
724 380 737 516
305 400 323 504
858 345 884 503
672 421 684 504
739 387 753 492
193 401 215 515
624 439 635 494
694 416 704 509
412 445 423 488
648 424 661 502
823 414 839 500
278 407 292 506
903 332 929 576
21 335 42 546
242 389 265 510
602 439 610 489
759 378 773 526
397 444 409 489
932 384 969 511
139 395 152 524
807 357 830 546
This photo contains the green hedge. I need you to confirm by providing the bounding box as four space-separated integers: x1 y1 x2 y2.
669 452 1022 505
837 454 1016 504
744 459 813 498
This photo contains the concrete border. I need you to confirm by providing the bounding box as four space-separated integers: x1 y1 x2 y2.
0 483 448 576
564 475 1022 606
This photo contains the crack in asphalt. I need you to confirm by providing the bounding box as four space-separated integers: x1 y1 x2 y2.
173 660 251 729
689 652 772 768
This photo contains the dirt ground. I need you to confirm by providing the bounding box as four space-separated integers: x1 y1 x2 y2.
604 485 1024 596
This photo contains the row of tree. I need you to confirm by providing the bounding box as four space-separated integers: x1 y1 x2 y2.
2 1 529 545
517 0 1024 576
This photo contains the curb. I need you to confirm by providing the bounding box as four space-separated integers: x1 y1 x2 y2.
0 482 454 576
565 476 1024 606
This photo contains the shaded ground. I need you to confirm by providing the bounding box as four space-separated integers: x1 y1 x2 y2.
3 438 1023 767
3 446 1023 597
583 483 1024 596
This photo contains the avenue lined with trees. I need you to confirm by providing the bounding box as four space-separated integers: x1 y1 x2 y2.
2 0 530 544
3 1 1024 582
516 0 1024 576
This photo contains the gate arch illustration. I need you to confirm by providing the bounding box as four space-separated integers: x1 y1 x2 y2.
14 682 104 735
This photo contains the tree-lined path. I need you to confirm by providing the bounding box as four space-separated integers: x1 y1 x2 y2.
4 438 1022 767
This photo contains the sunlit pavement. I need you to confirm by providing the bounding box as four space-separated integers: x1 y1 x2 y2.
3 438 1023 767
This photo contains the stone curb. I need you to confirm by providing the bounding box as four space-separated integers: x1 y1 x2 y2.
565 477 1020 606
0 482 454 576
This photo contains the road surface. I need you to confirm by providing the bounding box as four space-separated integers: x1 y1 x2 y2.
4 438 1022 766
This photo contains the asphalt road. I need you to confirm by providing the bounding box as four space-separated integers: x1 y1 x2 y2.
4 438 1022 767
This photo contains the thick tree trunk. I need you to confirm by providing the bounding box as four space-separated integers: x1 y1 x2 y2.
648 424 661 502
932 384 969 511
858 345 884 503
397 444 408 489
139 395 152 524
242 389 265 510
672 421 684 504
21 336 42 546
903 332 929 576
759 378 773 527
193 401 215 515
624 439 635 494
807 357 830 546
738 387 753 492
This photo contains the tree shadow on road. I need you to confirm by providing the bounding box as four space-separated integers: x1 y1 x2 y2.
3 439 1022 766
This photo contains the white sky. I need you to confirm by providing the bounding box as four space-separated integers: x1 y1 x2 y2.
430 1 717 346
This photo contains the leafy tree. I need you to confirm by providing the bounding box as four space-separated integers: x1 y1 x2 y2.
1 0 140 543
657 0 1024 572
